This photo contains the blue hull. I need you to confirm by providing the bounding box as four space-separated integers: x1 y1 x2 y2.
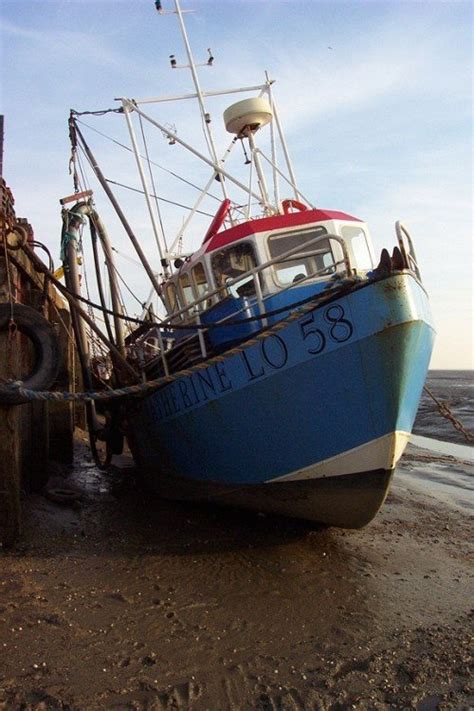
128 274 434 527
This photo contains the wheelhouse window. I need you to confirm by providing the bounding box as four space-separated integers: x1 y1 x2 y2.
341 225 373 271
191 262 213 310
178 272 194 306
165 282 179 313
268 226 332 285
211 242 258 298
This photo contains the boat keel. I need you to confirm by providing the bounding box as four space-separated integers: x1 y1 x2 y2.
140 467 394 529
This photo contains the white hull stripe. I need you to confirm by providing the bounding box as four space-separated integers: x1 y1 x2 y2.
269 431 411 483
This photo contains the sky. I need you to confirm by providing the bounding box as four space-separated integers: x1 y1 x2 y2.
1 0 472 369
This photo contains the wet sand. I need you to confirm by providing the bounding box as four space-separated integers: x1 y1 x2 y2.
0 434 472 710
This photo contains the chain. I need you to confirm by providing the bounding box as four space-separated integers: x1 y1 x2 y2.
423 385 474 443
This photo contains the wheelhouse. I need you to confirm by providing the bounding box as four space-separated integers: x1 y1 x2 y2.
160 208 376 323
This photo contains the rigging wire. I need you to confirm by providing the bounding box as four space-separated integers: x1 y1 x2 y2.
89 220 115 344
111 245 151 271
137 112 169 258
73 117 249 221
72 145 157 334
74 117 223 203
138 112 167 253
75 145 90 191
110 261 145 309
105 178 215 218
76 144 149 321
77 221 99 360
57 277 359 331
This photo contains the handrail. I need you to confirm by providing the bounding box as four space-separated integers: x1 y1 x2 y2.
142 234 351 373
162 232 351 326
137 255 348 345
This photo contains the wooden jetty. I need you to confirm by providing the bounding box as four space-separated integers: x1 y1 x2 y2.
0 176 76 547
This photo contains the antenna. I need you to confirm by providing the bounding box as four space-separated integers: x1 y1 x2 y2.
111 0 306 258
156 0 231 209
168 48 215 70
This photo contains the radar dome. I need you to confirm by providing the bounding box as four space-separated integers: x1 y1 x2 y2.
223 98 273 137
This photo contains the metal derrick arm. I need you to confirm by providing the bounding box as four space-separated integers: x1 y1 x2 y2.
72 119 166 290
114 0 306 264
121 100 269 210
64 0 310 339
68 0 309 272
122 82 272 107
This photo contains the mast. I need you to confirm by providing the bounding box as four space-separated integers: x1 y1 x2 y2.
105 0 308 269
172 0 231 209
122 104 170 268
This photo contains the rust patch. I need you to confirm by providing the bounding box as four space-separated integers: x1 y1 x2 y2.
381 279 405 293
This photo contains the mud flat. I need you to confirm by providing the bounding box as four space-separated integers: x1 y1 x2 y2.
0 434 472 710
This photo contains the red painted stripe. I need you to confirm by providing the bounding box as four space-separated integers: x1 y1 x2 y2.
205 208 362 253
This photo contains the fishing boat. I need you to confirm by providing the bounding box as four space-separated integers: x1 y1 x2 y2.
59 0 435 527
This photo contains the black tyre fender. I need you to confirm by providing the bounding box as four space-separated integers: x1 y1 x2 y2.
0 303 60 405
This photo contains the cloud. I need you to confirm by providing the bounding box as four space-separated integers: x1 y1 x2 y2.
0 17 139 72
200 4 470 141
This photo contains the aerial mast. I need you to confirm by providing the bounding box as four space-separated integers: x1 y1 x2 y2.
158 0 233 214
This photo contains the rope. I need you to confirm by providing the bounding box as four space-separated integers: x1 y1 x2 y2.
71 108 124 117
422 385 474 443
60 276 358 331
5 261 472 446
3 291 327 402
31 241 54 273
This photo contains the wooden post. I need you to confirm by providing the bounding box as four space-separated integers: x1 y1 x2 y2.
0 181 78 546
48 306 75 466
0 251 22 546
0 405 21 547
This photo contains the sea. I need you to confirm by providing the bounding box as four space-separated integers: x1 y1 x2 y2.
399 370 473 512
413 370 474 445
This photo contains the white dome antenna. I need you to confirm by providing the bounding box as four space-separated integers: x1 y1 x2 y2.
224 98 273 137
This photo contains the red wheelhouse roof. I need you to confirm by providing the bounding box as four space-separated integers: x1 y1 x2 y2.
205 208 362 253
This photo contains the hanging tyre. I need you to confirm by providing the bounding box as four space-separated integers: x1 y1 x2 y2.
0 303 60 405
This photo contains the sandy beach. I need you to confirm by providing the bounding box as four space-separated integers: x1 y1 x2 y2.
0 433 472 710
